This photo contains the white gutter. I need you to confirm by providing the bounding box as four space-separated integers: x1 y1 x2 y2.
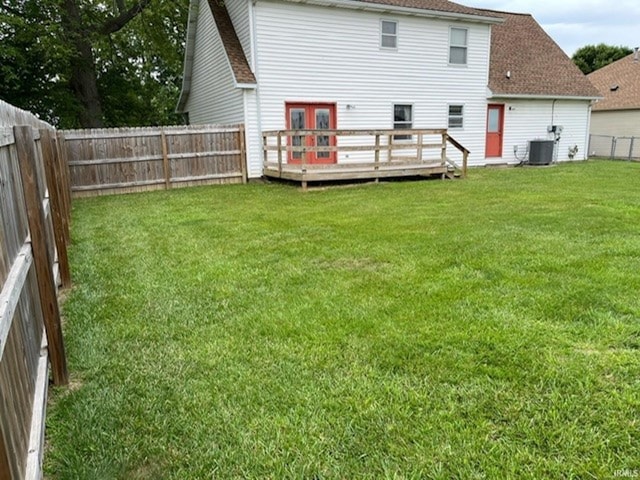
488 93 602 101
264 0 504 24
176 0 201 113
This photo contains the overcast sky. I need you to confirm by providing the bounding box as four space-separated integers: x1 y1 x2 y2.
462 0 640 56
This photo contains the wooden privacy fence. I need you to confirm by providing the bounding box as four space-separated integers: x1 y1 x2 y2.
62 124 247 197
1 100 70 480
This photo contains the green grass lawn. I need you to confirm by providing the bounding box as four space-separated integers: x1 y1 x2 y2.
45 161 640 479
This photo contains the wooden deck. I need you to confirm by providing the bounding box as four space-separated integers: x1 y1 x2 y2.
262 128 469 189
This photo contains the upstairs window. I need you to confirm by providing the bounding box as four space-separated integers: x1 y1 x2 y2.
393 104 412 140
449 27 468 65
381 20 398 49
448 105 464 129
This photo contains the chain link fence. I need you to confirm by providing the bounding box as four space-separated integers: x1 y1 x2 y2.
589 134 640 160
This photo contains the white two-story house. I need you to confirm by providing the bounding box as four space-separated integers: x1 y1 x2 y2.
177 0 599 180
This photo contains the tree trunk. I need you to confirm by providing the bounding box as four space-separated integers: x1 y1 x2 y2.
63 0 104 128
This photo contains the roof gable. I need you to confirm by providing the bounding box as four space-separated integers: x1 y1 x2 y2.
207 0 256 86
588 53 640 111
485 10 600 99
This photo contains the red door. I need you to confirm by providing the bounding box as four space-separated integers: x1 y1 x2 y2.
485 104 505 157
286 103 337 164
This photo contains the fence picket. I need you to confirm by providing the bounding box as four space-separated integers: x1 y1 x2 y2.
61 124 246 196
1 100 70 480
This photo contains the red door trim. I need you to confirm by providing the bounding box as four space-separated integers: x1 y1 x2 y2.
285 102 337 164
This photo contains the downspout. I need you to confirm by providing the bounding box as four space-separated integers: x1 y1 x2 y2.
585 102 593 160
250 0 265 177
551 99 558 162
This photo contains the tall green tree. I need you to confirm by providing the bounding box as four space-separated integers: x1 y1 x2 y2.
572 43 633 75
0 0 187 128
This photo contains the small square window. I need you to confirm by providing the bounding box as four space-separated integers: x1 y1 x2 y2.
393 104 412 140
449 27 468 65
381 20 398 49
448 105 464 129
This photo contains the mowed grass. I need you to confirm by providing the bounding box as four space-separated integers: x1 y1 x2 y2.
45 161 640 479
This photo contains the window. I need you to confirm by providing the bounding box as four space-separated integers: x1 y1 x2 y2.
393 104 412 140
448 105 464 129
449 27 468 65
381 20 398 49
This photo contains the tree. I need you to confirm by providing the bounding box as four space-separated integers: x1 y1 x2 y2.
0 0 187 128
572 43 633 75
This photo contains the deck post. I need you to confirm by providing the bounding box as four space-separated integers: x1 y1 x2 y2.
417 133 423 163
374 134 380 182
387 134 393 162
462 150 468 178
277 132 283 177
262 134 268 169
441 133 447 166
302 142 307 173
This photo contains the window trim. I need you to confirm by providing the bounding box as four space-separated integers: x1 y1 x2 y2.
380 19 398 50
448 104 464 129
392 103 413 141
449 26 468 66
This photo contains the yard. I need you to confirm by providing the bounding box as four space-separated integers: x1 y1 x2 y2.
45 161 640 479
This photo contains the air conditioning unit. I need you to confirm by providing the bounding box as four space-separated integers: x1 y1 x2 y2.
528 140 554 165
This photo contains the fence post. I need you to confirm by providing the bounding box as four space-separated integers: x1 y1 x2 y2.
40 129 71 289
55 131 72 242
14 126 69 386
238 124 247 183
161 128 171 189
629 137 634 161
610 137 616 160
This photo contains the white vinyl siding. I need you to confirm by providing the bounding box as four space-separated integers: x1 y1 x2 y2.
590 110 640 137
184 0 243 125
490 98 591 165
253 1 491 166
242 89 263 178
380 20 398 49
449 27 468 65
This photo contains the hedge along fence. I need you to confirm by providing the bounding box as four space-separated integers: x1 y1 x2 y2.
61 124 247 197
0 100 70 480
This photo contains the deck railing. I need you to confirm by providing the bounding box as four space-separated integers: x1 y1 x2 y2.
262 128 469 178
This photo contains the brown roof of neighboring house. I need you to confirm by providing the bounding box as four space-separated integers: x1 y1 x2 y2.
207 0 256 85
482 10 600 99
588 53 640 111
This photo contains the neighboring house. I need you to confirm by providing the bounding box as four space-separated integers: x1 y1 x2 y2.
588 52 640 137
176 0 599 179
